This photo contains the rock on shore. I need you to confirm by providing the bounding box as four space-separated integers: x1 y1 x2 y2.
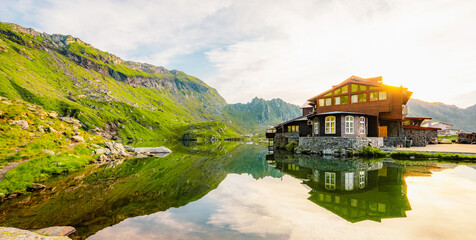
0 227 72 239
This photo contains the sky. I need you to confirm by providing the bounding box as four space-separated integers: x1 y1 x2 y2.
1 0 475 108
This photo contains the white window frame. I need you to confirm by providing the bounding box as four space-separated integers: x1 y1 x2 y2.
335 96 341 105
359 117 366 134
345 172 354 191
325 116 336 134
359 171 365 189
313 119 319 136
325 172 336 190
345 116 354 134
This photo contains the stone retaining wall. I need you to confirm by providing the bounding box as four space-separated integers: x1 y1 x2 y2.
383 137 405 147
403 129 437 147
299 137 383 155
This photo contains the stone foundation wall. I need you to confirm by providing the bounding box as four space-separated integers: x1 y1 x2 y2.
383 137 405 147
299 137 383 155
403 129 437 147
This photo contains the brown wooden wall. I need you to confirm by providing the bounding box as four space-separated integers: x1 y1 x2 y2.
311 84 406 121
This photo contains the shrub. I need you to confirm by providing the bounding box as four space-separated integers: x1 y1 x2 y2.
358 146 386 158
285 140 298 152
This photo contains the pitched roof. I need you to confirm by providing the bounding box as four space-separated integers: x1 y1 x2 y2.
308 75 383 101
274 114 312 128
300 101 313 108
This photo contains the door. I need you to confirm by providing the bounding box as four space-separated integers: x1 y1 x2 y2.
378 126 387 137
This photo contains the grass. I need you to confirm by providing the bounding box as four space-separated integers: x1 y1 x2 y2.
0 145 94 194
390 151 476 161
437 135 458 143
0 98 102 195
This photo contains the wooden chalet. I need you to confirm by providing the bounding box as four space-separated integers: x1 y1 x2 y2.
306 75 412 137
273 76 412 138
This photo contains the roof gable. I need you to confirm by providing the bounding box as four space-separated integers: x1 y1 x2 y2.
308 75 383 101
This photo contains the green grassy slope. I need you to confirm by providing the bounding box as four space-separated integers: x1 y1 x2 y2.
0 22 235 141
0 97 103 194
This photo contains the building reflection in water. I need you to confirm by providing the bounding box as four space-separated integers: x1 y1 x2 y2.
267 153 412 223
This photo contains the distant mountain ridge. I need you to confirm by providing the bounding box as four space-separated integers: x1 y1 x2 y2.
224 97 301 133
407 99 476 132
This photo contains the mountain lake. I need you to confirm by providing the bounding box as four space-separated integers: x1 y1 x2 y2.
0 142 475 240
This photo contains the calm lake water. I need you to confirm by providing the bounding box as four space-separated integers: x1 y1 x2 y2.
1 142 475 240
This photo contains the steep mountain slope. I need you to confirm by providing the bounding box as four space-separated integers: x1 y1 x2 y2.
0 22 232 140
223 97 301 133
407 99 476 132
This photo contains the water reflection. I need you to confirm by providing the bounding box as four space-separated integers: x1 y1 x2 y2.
270 152 411 222
0 142 280 239
1 144 475 240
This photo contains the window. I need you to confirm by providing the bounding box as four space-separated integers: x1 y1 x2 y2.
334 88 341 95
325 172 336 190
359 117 366 134
345 172 354 191
359 171 365 189
345 116 354 134
313 170 319 182
335 96 341 105
358 93 367 102
313 119 319 136
288 125 299 132
324 92 332 97
319 99 324 106
351 84 358 92
341 96 349 104
325 116 336 134
370 92 378 101
325 98 332 106
369 86 379 90
351 95 358 103
342 85 348 93
379 91 387 100
360 85 367 91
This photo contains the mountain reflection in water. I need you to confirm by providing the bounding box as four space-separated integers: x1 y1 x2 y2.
1 144 475 240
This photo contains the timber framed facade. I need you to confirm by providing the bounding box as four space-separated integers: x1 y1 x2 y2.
269 75 439 152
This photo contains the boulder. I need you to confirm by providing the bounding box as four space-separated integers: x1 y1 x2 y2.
12 119 29 130
38 125 45 133
42 150 55 155
94 148 108 155
59 117 81 129
105 141 126 154
27 183 47 192
45 127 58 133
0 227 71 239
132 146 172 154
47 111 58 118
35 226 76 236
71 136 85 142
